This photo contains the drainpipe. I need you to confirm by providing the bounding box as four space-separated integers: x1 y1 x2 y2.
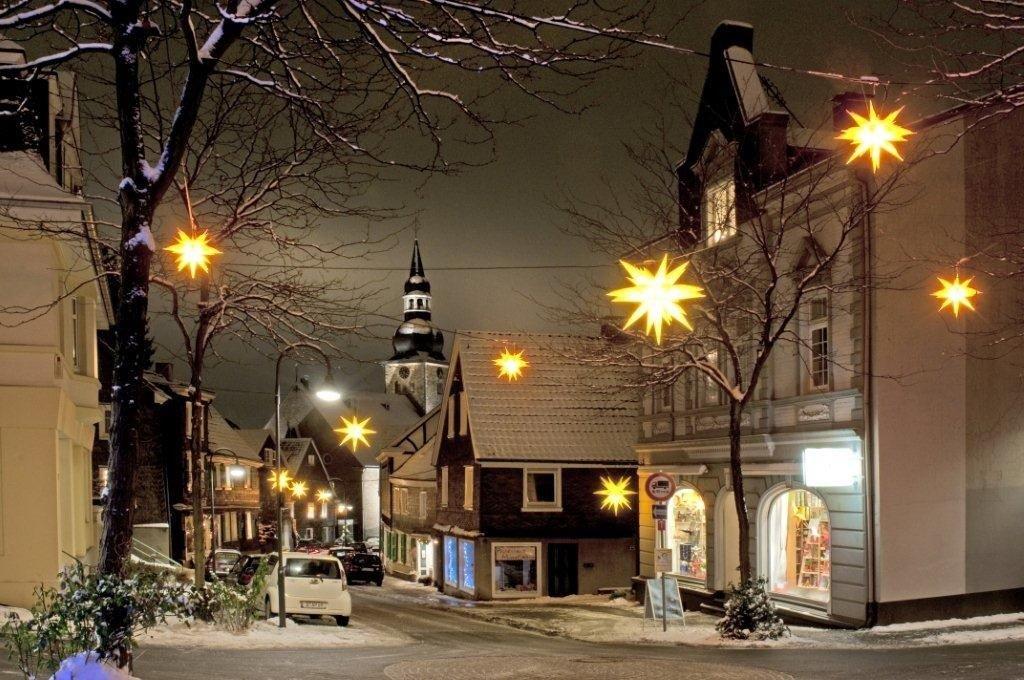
857 170 879 627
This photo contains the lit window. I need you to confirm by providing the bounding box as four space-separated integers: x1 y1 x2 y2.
419 491 427 519
703 178 736 245
808 297 830 388
767 489 831 605
306 503 315 519
459 539 475 592
666 487 707 583
522 469 561 511
463 466 474 510
492 543 539 597
444 536 458 586
703 350 720 406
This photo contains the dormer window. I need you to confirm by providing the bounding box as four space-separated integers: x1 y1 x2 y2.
703 177 736 245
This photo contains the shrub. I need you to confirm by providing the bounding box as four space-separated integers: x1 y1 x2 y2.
716 577 789 641
205 559 269 633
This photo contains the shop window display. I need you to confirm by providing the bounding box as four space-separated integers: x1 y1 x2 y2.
767 489 831 604
443 536 458 586
493 544 539 595
667 487 706 582
459 539 475 591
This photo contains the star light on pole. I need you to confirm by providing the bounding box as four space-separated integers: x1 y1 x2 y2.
494 347 528 381
316 489 333 503
335 415 375 451
270 470 292 491
932 272 979 318
164 229 222 278
837 102 913 173
608 254 705 344
289 480 308 499
594 476 637 515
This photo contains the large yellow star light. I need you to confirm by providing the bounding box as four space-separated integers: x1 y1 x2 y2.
594 476 637 515
494 347 528 382
164 229 221 278
932 272 979 318
289 480 308 499
608 255 705 344
335 415 375 451
316 489 333 503
270 470 292 491
837 102 913 173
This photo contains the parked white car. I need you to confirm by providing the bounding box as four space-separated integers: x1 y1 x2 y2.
263 552 352 626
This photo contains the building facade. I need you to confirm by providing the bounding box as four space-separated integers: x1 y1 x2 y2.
0 45 111 607
635 21 1024 626
433 333 640 600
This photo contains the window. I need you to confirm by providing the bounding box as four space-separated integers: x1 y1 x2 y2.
285 558 341 579
419 491 427 520
522 468 561 511
70 297 82 372
96 465 109 498
244 511 253 540
307 454 316 466
440 467 449 507
306 503 315 519
320 502 329 520
444 536 458 586
666 487 707 583
492 543 540 597
766 489 831 605
458 539 475 591
703 178 736 244
463 466 474 510
703 351 720 406
808 297 830 388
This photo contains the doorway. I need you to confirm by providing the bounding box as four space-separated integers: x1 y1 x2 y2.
546 543 578 597
716 490 741 592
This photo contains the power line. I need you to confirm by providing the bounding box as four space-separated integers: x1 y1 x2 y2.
223 261 616 272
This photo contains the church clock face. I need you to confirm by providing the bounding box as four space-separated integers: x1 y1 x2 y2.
399 367 411 379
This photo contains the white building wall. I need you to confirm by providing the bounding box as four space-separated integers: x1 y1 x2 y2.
361 465 380 541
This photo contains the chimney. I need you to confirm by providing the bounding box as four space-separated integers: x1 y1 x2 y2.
832 92 873 132
154 361 173 381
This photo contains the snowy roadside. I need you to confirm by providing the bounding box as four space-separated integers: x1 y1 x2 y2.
139 617 410 650
375 578 1024 649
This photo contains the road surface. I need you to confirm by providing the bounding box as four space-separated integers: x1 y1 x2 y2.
5 584 1024 679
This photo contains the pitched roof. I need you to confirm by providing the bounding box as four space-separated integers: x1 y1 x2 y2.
391 440 436 482
208 407 262 463
0 151 85 205
379 406 441 461
453 332 640 463
235 428 273 457
279 437 317 475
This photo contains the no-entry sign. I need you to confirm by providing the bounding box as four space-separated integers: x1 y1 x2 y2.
645 472 676 502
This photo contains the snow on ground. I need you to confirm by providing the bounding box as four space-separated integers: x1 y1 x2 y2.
52 652 138 680
376 578 1024 649
139 617 409 650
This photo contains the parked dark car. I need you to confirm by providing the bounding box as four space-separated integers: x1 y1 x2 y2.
206 549 242 581
228 554 275 587
342 552 383 586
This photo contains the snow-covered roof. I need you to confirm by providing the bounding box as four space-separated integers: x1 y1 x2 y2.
279 437 317 475
208 408 262 463
724 45 769 125
452 332 640 463
0 151 84 205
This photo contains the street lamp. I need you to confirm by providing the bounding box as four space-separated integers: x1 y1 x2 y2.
274 342 340 628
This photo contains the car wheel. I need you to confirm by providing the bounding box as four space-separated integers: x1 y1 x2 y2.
335 615 349 627
375 578 383 587
264 597 273 620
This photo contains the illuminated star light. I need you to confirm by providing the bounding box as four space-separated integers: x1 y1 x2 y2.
608 254 705 344
594 476 637 515
164 229 222 278
289 480 308 499
932 273 979 318
837 102 913 173
494 347 528 381
335 415 376 451
316 489 333 503
270 470 292 491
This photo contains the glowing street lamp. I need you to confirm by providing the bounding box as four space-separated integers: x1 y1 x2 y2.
335 415 375 451
608 254 705 344
932 272 979 318
494 347 528 381
837 102 913 173
164 229 221 278
594 476 637 515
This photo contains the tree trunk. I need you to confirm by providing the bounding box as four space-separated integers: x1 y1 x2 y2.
728 401 752 583
189 389 207 587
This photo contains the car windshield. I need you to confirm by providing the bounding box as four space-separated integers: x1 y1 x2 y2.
215 553 240 570
285 558 341 579
352 554 380 567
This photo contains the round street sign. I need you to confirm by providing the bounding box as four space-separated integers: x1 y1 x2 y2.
645 472 676 502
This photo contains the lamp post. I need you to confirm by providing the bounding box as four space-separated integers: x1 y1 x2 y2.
274 342 340 628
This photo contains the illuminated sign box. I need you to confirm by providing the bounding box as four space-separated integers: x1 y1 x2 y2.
802 447 860 487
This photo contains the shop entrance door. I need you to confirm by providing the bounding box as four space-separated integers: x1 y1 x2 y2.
547 543 578 597
716 491 741 591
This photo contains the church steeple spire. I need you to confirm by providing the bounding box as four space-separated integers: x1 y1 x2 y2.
390 240 445 361
410 239 425 279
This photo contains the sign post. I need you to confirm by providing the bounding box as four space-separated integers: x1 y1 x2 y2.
644 473 682 632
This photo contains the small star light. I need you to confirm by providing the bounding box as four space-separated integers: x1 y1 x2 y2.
164 229 221 278
289 480 308 499
932 272 979 318
270 470 291 491
335 415 376 451
316 489 332 503
494 347 528 382
608 254 705 344
594 476 637 515
837 102 913 173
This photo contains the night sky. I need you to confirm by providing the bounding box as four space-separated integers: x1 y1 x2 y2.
144 1 910 426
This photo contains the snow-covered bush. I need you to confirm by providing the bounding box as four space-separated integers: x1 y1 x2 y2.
0 562 191 678
204 561 268 633
715 578 788 641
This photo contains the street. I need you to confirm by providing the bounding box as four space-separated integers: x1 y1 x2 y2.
104 585 1024 680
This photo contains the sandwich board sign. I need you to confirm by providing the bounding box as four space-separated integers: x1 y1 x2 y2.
643 575 684 631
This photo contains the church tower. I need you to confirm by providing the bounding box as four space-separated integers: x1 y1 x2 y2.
383 241 447 414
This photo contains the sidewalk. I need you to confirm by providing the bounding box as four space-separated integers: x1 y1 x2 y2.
377 578 1024 649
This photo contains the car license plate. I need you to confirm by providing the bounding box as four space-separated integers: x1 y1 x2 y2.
361 568 375 572
301 601 327 609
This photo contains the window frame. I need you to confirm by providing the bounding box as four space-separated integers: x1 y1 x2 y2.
805 294 832 391
521 467 562 512
463 465 474 510
703 176 737 245
440 466 449 507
